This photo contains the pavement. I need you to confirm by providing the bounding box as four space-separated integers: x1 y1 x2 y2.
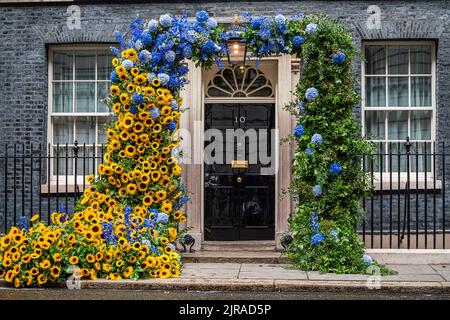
80 262 450 294
1 263 449 297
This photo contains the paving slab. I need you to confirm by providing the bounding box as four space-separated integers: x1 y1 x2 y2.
239 263 291 271
180 269 239 279
431 264 450 272
307 272 371 281
436 272 450 281
380 274 445 282
386 264 439 274
182 262 241 270
239 270 307 280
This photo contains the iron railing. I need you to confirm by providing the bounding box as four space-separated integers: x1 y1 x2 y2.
0 139 448 249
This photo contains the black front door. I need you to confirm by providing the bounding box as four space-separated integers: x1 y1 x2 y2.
204 103 275 241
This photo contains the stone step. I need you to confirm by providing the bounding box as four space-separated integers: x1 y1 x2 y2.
201 240 277 252
181 250 289 264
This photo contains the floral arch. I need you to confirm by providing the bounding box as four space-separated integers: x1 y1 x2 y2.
0 11 389 288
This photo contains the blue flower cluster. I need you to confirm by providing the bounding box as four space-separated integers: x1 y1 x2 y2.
329 162 342 174
363 254 373 265
113 14 226 93
294 124 304 138
312 184 322 197
305 87 319 101
311 133 323 145
332 50 346 65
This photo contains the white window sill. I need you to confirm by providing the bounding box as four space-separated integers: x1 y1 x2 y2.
372 178 442 191
40 184 90 194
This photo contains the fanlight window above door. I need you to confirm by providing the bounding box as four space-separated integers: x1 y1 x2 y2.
206 65 274 98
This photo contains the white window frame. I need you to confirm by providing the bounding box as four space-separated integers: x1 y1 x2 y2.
47 44 114 188
361 40 437 185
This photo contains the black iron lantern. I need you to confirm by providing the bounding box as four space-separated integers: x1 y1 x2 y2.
226 37 247 66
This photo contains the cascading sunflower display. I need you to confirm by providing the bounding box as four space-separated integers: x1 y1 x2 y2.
0 12 227 288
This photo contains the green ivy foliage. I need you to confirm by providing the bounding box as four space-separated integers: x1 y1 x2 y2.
283 15 392 274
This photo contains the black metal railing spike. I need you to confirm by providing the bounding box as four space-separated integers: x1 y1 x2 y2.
401 137 412 246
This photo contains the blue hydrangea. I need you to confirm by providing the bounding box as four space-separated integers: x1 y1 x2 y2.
274 14 286 27
140 32 152 46
157 212 169 224
306 23 318 34
166 121 177 132
186 30 199 43
305 87 319 101
292 35 305 48
329 162 342 174
157 73 170 86
171 100 179 110
294 124 304 138
298 100 305 112
305 148 314 157
329 230 339 237
138 50 151 62
159 14 172 28
134 40 143 51
251 16 264 29
19 216 28 230
165 50 176 63
202 39 217 54
110 71 119 83
196 10 209 23
332 50 346 65
147 19 158 32
121 59 134 69
312 184 322 197
132 92 144 104
150 107 160 119
311 232 326 246
129 105 138 115
182 45 193 58
363 254 373 265
311 133 323 145
310 214 320 232
206 18 217 29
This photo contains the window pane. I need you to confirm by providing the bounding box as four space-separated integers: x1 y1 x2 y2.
411 142 432 172
53 147 73 176
388 111 408 140
76 146 95 175
410 111 431 140
388 77 409 107
410 45 432 74
53 51 73 80
53 83 73 112
411 76 432 107
365 77 386 106
75 51 95 80
75 116 96 144
365 111 385 139
97 82 109 112
97 118 109 145
365 46 385 75
388 46 408 74
388 143 407 172
53 117 74 144
97 50 114 80
75 82 95 112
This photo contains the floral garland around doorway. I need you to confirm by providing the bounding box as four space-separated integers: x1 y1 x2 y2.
0 11 389 288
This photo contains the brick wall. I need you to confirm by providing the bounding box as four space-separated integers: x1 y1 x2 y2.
0 1 449 245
